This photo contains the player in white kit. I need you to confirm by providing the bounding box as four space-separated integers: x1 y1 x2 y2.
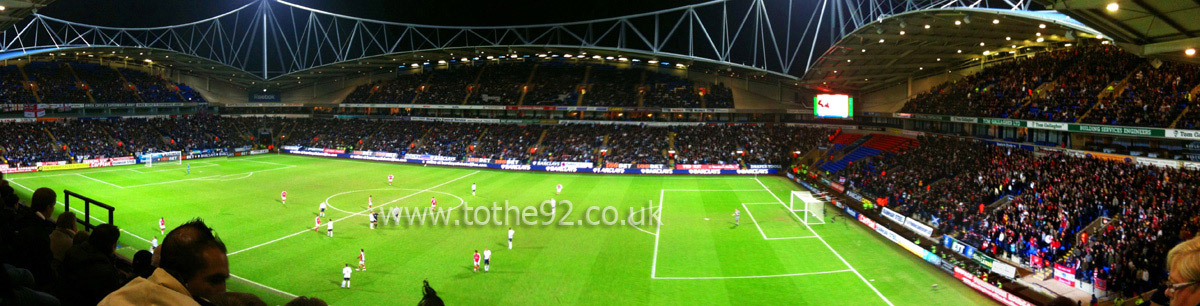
341 264 352 288
472 183 477 196
319 202 327 217
556 184 563 195
326 219 334 237
483 248 492 272
549 198 557 216
369 212 377 229
508 227 515 249
150 236 158 254
733 209 740 226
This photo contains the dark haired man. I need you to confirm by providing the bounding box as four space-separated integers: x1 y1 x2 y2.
100 218 229 306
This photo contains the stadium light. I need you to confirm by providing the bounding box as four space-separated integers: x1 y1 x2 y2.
0 6 6 11
846 59 851 63
1006 36 1011 41
878 39 885 43
983 50 990 55
1106 3 1119 12
1064 43 1072 47
647 60 659 64
899 30 905 35
919 67 923 70
924 24 930 29
956 50 962 53
1039 24 1046 29
861 49 866 52
954 20 961 26
1187 48 1197 56
1036 37 1044 42
993 19 999 24
979 42 985 46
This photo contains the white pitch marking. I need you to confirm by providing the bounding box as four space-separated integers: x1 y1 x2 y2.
742 203 770 240
227 170 479 256
650 189 664 278
755 177 894 306
75 173 125 189
653 269 853 280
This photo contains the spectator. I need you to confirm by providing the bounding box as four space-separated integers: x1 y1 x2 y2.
100 218 229 306
131 250 155 279
284 296 328 306
58 223 127 306
12 187 58 291
48 212 77 267
1163 236 1200 306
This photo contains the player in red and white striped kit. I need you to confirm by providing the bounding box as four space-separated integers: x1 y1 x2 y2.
367 195 373 211
387 174 394 186
158 217 166 235
430 196 437 210
281 191 287 205
357 249 366 271
313 216 322 232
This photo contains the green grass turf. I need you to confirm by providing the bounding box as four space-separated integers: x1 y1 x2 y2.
8 154 997 305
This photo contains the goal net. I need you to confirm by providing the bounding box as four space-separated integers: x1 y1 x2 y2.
788 190 825 225
140 151 183 167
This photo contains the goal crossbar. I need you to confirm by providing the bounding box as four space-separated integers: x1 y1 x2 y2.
788 190 825 225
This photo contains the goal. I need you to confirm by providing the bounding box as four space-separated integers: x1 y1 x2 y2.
140 151 183 167
788 190 825 225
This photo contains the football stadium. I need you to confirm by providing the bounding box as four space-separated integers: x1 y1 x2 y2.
1 0 1199 305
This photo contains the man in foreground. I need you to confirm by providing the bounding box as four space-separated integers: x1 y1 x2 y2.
100 219 230 306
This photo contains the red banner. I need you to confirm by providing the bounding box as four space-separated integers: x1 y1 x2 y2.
953 267 1034 306
322 148 346 154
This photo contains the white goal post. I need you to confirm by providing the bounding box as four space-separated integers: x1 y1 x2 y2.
788 191 826 225
140 151 183 167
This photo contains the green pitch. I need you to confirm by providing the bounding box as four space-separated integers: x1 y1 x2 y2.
8 154 996 305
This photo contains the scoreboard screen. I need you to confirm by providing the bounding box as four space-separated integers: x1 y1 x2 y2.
814 94 853 118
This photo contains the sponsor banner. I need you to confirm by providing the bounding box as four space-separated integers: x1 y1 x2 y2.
939 260 956 274
979 118 1024 128
1028 121 1069 131
248 91 282 102
284 150 775 176
322 148 346 154
675 164 740 170
249 149 269 155
843 206 859 218
1136 157 1181 169
892 113 913 118
1 166 38 174
111 156 137 166
466 157 493 164
954 267 1035 306
972 252 995 270
903 218 935 237
874 223 899 242
530 161 592 168
950 116 978 123
1053 264 1077 287
1071 124 1162 137
991 261 1018 279
856 214 878 229
829 182 845 193
1169 129 1200 140
1183 161 1200 171
880 207 907 225
0 118 37 123
186 152 228 159
944 235 976 258
36 161 67 167
83 158 115 167
38 163 90 172
636 164 666 169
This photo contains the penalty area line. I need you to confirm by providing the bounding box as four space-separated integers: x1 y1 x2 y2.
754 177 895 306
653 269 852 280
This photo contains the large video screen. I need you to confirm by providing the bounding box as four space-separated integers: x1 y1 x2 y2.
814 94 853 118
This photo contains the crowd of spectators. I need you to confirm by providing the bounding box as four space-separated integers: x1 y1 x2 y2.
1 122 68 167
901 44 1200 130
830 134 1200 295
0 61 204 104
1082 60 1200 127
25 61 90 103
532 124 601 163
340 62 737 108
469 124 537 161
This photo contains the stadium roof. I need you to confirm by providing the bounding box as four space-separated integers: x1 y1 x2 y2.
1034 0 1200 64
0 0 53 28
800 8 1101 93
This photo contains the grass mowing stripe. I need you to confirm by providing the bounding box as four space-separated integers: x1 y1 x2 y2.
754 177 895 306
